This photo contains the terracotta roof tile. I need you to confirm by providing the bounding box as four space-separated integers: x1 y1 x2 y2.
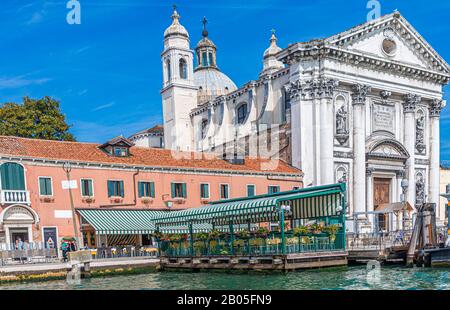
0 136 301 175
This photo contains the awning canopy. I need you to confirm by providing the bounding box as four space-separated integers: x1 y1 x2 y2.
375 202 414 213
77 209 211 235
153 183 346 227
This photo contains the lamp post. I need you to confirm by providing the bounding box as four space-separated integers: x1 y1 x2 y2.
279 205 291 255
401 178 409 230
62 162 80 250
440 184 450 247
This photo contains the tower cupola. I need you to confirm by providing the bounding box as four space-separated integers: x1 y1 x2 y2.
260 29 284 76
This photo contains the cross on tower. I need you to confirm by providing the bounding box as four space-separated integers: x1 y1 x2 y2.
202 17 209 37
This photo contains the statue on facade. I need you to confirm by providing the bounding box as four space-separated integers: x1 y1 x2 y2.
335 104 349 145
336 105 348 134
415 115 426 154
415 175 425 206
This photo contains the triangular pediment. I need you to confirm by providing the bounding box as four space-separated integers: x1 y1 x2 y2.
326 12 449 74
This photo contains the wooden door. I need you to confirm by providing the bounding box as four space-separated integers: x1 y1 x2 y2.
373 178 391 231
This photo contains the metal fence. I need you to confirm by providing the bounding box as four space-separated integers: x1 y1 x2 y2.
0 248 58 266
160 233 345 257
346 230 414 251
91 246 158 259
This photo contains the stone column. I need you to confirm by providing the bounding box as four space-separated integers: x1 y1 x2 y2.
319 79 339 185
403 94 420 206
429 99 444 208
285 81 304 169
351 84 371 219
366 167 374 226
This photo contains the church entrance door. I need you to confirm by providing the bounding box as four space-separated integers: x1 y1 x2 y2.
374 178 391 232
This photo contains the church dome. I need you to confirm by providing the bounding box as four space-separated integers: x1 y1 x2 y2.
164 7 189 39
194 68 237 98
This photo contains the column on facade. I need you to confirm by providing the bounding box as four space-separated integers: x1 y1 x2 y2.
429 99 444 208
351 84 371 219
366 167 374 224
319 79 339 185
395 170 405 230
285 80 304 170
403 94 420 206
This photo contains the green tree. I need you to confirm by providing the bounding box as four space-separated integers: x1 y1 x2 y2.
0 96 75 141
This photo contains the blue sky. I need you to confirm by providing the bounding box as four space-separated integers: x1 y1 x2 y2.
0 0 449 159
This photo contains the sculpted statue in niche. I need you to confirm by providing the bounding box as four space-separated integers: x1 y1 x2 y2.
335 97 349 145
336 105 348 134
415 174 425 206
415 114 426 154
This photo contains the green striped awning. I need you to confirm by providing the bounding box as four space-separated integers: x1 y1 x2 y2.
77 209 211 235
153 183 346 227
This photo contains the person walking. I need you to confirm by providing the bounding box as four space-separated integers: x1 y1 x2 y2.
61 240 69 262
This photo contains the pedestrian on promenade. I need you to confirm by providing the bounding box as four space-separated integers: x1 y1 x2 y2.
61 241 69 262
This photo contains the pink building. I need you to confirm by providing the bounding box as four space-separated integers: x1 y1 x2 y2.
0 136 302 248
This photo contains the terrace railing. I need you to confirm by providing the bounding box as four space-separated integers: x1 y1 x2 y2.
160 233 346 258
0 190 31 204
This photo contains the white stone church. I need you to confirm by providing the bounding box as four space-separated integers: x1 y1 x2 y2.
132 8 449 230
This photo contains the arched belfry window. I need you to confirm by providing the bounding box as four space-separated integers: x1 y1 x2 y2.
179 58 187 79
0 163 25 190
166 59 171 81
237 104 248 125
201 52 208 67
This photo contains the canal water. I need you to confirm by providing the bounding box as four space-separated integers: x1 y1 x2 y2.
1 266 448 290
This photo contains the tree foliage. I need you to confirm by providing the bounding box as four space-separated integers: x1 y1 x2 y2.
0 96 75 141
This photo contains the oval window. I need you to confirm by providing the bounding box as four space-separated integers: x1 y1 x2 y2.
382 39 397 56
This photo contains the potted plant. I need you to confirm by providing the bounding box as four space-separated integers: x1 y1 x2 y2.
237 229 249 240
153 231 163 240
323 224 340 242
293 225 310 237
195 232 209 241
310 223 324 235
255 227 269 238
208 229 220 240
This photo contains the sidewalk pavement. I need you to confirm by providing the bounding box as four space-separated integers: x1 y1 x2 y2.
0 257 159 274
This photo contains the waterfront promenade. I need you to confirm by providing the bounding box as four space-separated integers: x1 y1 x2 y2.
0 257 159 282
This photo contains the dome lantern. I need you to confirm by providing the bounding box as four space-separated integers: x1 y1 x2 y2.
195 17 218 70
260 29 284 76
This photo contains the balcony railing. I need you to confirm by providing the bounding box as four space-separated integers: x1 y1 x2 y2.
0 190 31 204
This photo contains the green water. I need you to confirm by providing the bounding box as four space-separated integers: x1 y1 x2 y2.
1 266 449 290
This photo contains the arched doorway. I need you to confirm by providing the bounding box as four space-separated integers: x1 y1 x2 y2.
0 204 39 247
366 133 410 232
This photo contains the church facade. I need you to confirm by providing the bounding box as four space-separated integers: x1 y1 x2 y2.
159 8 449 229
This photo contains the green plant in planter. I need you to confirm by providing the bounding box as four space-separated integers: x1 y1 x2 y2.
310 223 324 234
208 229 220 239
195 232 209 241
255 227 269 238
293 225 310 236
301 236 311 244
233 239 245 247
323 224 340 241
152 231 163 240
249 238 263 246
169 234 183 242
237 229 249 239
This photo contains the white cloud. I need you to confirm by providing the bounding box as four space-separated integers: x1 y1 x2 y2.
26 10 45 25
91 101 116 112
0 75 51 89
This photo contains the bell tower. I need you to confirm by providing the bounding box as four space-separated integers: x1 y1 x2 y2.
161 6 197 152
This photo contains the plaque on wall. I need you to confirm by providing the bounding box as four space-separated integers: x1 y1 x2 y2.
372 103 394 133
